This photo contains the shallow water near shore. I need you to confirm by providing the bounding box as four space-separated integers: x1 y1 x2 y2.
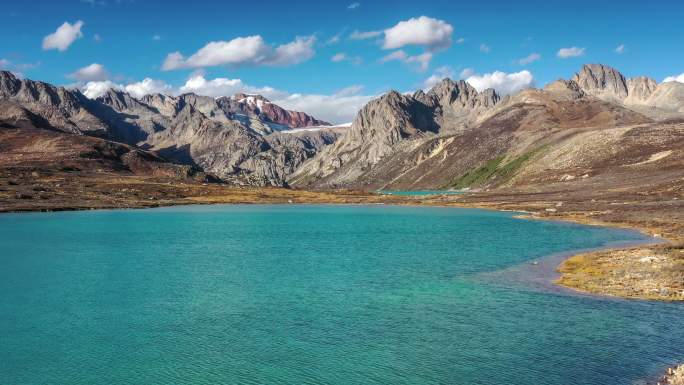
1 204 682 384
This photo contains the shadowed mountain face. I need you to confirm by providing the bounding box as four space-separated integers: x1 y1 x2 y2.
0 71 110 135
0 99 212 182
0 71 340 186
290 64 684 191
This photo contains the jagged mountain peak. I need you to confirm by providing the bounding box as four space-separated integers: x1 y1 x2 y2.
569 63 684 115
0 71 22 95
575 63 625 80
0 70 17 82
422 77 500 109
96 88 146 111
427 78 473 94
0 70 81 102
572 63 629 101
378 89 408 102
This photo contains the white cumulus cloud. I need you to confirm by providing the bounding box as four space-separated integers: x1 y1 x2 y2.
347 2 360 10
382 16 453 51
125 78 174 98
614 44 626 54
79 77 173 99
663 73 684 83
67 63 109 82
557 47 585 58
464 70 535 95
178 75 286 99
42 21 84 51
162 35 316 70
81 80 121 99
274 86 375 124
479 44 491 53
268 36 316 66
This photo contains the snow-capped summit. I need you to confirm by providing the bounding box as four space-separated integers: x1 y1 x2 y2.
222 93 331 128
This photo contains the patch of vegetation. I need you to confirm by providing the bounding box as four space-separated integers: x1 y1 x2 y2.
448 156 504 189
497 151 537 179
447 146 547 189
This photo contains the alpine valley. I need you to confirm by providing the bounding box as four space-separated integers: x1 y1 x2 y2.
3 62 682 301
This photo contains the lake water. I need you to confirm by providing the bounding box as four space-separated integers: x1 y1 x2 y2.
1 205 682 385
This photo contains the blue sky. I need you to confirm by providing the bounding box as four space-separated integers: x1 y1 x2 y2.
2 0 683 123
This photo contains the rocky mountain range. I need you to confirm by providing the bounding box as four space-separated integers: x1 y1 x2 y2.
1 64 683 193
0 70 338 186
290 64 684 192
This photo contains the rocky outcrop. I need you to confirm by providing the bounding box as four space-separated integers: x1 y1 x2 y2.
625 76 658 104
573 64 629 102
234 128 342 186
543 79 585 100
414 79 500 132
289 80 501 187
571 64 684 117
140 93 184 117
288 91 436 186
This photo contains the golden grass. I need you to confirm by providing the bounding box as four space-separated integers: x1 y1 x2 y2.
556 245 684 301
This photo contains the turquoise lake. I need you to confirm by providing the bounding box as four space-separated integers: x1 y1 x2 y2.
1 204 682 384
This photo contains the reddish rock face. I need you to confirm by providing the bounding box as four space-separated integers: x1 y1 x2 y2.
222 93 330 128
